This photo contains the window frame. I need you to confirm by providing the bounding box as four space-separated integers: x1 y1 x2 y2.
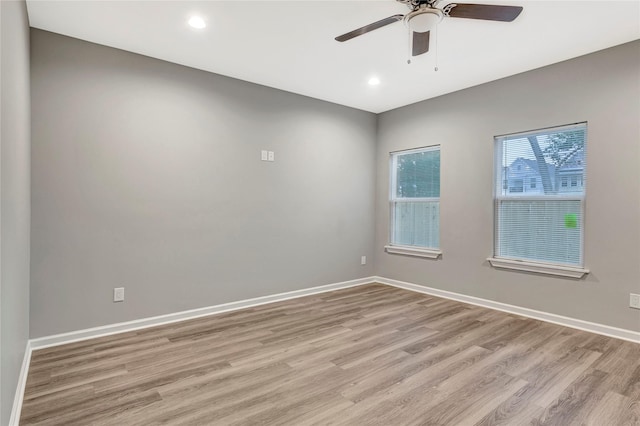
385 145 442 259
488 123 589 278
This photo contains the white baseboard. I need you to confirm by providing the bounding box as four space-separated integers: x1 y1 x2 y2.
28 275 640 350
9 340 32 426
374 276 640 344
30 277 375 350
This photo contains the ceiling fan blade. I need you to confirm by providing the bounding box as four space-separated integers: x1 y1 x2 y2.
335 14 404 42
412 31 430 56
447 3 523 22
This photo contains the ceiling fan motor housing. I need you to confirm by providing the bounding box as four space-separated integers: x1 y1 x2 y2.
404 7 443 32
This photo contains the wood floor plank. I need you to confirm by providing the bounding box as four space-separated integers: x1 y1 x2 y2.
522 348 602 407
585 390 634 426
535 368 610 425
409 375 529 426
475 383 547 426
20 283 640 425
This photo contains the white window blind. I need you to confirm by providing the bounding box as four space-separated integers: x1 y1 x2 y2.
390 146 440 249
494 123 587 267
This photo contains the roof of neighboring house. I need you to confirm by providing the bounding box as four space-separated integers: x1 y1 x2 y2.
511 158 556 175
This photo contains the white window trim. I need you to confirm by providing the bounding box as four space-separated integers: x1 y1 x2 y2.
388 145 441 253
487 257 589 279
385 245 442 259
495 195 584 202
493 122 588 274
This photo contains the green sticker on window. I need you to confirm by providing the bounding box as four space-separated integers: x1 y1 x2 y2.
565 213 577 228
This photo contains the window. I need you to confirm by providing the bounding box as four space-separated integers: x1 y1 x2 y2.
491 123 587 275
387 146 440 257
509 179 524 193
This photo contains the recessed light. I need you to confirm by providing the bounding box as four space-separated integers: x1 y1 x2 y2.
368 77 381 86
188 16 206 29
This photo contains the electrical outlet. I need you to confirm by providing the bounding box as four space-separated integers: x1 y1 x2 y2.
113 287 125 302
630 293 640 310
261 150 268 161
361 255 367 265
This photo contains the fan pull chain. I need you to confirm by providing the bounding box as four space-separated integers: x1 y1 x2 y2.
407 26 412 65
434 26 439 72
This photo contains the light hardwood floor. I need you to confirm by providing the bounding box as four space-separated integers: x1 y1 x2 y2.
21 284 640 425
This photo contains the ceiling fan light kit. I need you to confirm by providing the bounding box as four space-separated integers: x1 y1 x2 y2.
405 7 443 33
335 1 523 58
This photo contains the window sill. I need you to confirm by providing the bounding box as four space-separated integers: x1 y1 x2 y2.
385 245 442 259
487 257 589 279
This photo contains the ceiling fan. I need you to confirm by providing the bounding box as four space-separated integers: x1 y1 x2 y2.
335 0 523 57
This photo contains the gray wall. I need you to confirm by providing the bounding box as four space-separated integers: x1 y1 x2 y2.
29 28 640 340
1 0 31 423
375 40 640 332
30 30 377 338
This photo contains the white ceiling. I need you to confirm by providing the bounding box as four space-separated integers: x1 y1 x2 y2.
26 0 640 113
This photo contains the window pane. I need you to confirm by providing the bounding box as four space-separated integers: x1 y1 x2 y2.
498 199 582 266
395 150 440 198
393 201 440 248
498 127 586 196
